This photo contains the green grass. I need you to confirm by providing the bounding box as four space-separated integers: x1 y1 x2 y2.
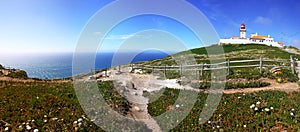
147 88 300 131
0 80 150 131
141 44 299 81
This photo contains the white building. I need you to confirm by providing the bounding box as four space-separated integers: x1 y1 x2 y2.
220 23 284 48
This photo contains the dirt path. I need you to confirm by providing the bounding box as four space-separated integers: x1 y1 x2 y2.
93 66 300 131
224 79 299 94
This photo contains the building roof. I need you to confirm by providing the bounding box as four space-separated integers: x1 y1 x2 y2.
250 35 269 40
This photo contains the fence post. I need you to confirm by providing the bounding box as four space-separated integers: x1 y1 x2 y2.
227 60 230 76
118 65 121 72
291 55 295 74
180 64 182 79
105 69 107 77
200 63 204 78
260 56 263 74
152 66 154 74
164 64 167 79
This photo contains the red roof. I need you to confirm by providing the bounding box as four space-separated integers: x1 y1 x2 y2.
241 23 245 29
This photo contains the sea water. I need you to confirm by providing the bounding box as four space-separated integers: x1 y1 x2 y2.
0 51 170 79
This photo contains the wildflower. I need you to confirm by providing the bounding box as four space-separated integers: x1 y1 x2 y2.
44 119 47 123
290 112 294 116
44 115 47 118
208 121 211 124
26 125 31 130
291 108 295 111
32 119 35 122
36 96 39 99
5 127 9 131
78 122 82 127
250 104 255 109
265 108 270 112
175 104 180 108
238 96 241 99
270 107 274 110
217 125 220 129
243 125 247 128
19 125 23 129
256 101 261 105
78 118 83 122
243 93 246 96
254 107 258 111
73 121 78 124
33 129 39 132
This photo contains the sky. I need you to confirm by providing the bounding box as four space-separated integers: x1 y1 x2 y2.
0 0 299 54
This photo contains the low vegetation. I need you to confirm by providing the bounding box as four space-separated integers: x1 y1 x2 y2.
146 88 300 131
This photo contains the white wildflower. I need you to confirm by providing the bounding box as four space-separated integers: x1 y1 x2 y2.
217 125 220 129
243 93 246 96
265 108 270 112
254 107 258 111
290 112 294 116
73 121 78 124
238 96 241 99
250 104 255 109
78 118 83 122
175 104 180 108
4 127 9 131
243 125 247 128
256 101 261 105
26 125 31 130
270 107 274 110
78 122 82 127
36 96 39 99
44 119 47 123
44 115 47 118
208 121 211 124
33 129 39 132
291 108 295 111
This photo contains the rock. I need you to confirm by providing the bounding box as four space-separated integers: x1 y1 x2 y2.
134 106 140 111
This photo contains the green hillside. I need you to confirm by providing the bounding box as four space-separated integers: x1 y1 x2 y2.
145 44 300 66
142 44 299 86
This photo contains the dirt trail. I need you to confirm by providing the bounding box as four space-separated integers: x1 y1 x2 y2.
93 66 300 131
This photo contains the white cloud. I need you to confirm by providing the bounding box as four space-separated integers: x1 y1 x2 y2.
254 16 272 25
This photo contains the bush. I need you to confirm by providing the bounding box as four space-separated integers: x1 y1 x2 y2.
7 70 28 79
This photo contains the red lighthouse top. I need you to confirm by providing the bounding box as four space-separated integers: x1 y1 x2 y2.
241 23 246 29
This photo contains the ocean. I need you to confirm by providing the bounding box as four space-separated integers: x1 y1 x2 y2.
0 51 170 79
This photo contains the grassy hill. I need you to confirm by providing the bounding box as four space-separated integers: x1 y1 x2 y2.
145 44 300 66
1 44 300 131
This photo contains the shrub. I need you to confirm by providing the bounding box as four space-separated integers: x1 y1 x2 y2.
0 64 4 69
7 70 28 79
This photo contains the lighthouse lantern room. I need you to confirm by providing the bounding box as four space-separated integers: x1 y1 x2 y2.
240 23 246 39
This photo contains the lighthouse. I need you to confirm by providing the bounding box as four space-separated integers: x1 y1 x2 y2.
240 23 246 39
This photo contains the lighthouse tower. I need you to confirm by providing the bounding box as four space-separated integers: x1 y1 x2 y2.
240 23 246 39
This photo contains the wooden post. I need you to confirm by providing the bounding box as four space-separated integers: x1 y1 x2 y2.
227 60 230 76
260 56 263 74
180 64 182 78
152 66 154 73
118 65 121 72
200 63 204 77
105 69 107 77
291 55 295 74
164 64 167 79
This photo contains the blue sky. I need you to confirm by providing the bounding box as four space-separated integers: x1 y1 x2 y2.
0 0 299 53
